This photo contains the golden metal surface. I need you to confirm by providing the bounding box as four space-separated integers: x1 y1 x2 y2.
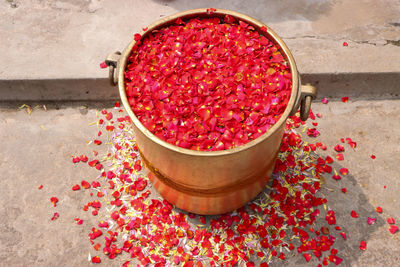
300 84 317 121
105 51 121 86
107 8 316 214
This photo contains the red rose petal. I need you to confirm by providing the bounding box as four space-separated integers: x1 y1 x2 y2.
367 217 376 225
341 96 349 103
72 184 80 191
303 253 312 262
339 168 348 175
376 206 383 213
387 217 395 224
50 197 59 207
389 225 399 234
334 145 345 152
94 140 102 145
351 210 359 218
321 98 329 104
336 153 344 161
340 232 347 240
359 240 367 251
91 256 101 263
100 62 107 69
81 180 91 189
342 42 348 46
51 212 59 221
133 33 141 41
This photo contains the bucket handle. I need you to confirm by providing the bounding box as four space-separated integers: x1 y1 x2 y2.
105 51 121 86
298 84 317 121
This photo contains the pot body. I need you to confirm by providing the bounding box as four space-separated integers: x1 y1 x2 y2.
107 8 316 215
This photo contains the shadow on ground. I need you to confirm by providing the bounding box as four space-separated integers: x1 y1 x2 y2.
151 0 333 23
176 150 385 266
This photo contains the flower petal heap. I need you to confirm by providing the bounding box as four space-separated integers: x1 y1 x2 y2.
125 16 292 151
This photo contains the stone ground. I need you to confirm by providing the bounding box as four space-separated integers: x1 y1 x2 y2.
0 0 400 266
0 99 399 266
1 0 399 79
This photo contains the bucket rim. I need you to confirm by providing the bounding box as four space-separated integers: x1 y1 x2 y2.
118 8 300 157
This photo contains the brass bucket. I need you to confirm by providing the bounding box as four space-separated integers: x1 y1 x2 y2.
105 8 317 215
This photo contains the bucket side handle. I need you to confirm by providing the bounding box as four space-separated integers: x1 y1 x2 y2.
105 51 122 86
299 84 317 121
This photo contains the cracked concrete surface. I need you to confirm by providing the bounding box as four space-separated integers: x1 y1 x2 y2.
0 0 399 79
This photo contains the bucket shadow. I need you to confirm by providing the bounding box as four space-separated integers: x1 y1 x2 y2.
170 150 384 266
151 0 333 23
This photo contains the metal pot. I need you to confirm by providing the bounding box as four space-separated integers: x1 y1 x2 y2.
105 8 317 215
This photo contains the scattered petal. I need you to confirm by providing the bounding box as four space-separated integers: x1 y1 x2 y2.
359 240 367 251
50 197 59 207
339 168 349 175
389 225 399 234
336 153 344 161
367 217 376 225
91 256 101 263
72 184 80 191
334 145 345 152
351 210 359 218
387 217 395 224
51 212 59 221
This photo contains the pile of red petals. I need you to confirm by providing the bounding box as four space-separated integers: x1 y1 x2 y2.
66 106 360 266
125 15 292 151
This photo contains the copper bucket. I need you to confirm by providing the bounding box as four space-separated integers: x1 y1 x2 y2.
105 8 317 215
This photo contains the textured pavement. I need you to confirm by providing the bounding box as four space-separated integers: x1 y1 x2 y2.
0 99 400 266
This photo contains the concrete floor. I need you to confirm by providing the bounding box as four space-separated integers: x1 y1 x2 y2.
0 99 399 266
1 1 399 265
1 0 399 80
